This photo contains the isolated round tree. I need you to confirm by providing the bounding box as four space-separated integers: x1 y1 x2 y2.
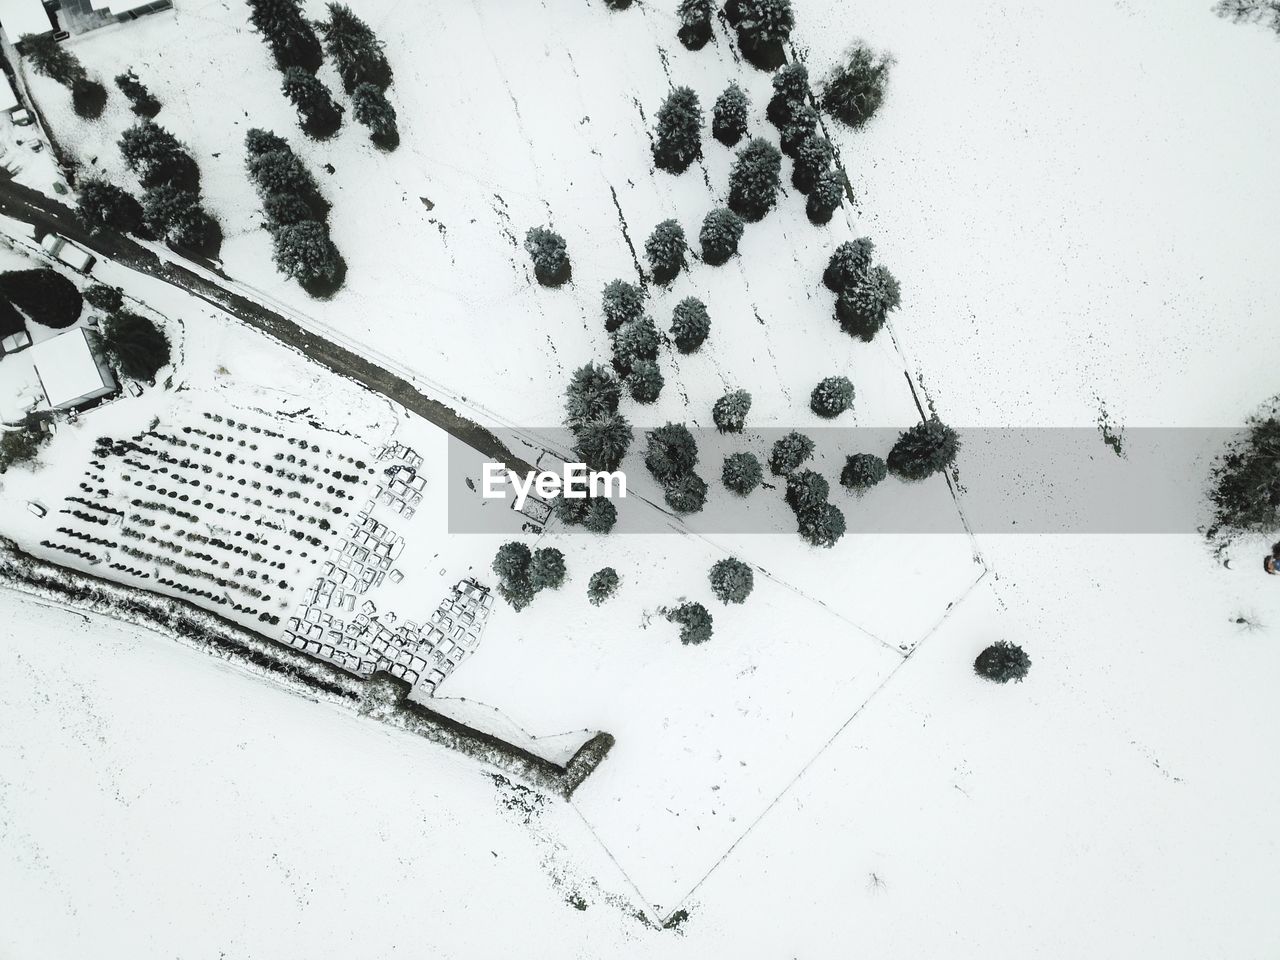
810 375 854 418
822 43 893 129
530 547 567 590
887 418 960 481
712 83 750 146
974 641 1031 684
645 219 688 284
709 557 754 604
670 296 710 353
840 452 887 491
699 207 744 266
601 279 646 332
588 567 621 605
524 226 571 287
667 600 713 645
713 389 752 433
722 451 763 495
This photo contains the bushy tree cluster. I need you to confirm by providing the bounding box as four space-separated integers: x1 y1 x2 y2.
709 557 754 604
114 69 161 117
790 132 833 193
767 63 811 128
320 3 392 92
245 130 340 290
565 362 633 472
0 424 48 474
491 541 566 611
974 641 1031 684
768 430 814 475
677 0 714 49
0 269 82 328
281 67 342 139
525 226 571 287
666 600 713 644
645 219 687 284
119 121 217 252
611 314 659 374
735 0 794 69
721 451 763 495
780 100 818 157
352 83 398 149
84 284 123 313
809 375 854 418
713 389 751 433
653 87 703 174
824 238 899 341
588 566 621 605
822 43 893 129
646 423 707 514
1208 410 1280 539
670 297 709 353
76 178 145 235
246 0 322 73
728 137 782 222
100 308 170 382
839 452 886 491
601 279 645 333
887 417 960 481
21 34 107 119
807 167 847 225
699 207 744 266
780 465 845 546
712 83 749 146
784 468 828 512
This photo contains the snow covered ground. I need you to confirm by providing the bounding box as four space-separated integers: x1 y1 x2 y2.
3 0 1280 955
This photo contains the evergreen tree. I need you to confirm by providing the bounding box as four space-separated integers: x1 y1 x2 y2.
114 69 161 117
584 497 618 534
246 140 326 216
246 0 323 73
822 43 893 129
823 236 875 292
272 220 342 285
736 0 794 67
810 375 854 418
709 557 754 604
0 298 22 341
806 167 845 224
83 284 123 313
0 269 82 329
603 0 633 9
840 452 887 491
767 62 809 127
552 493 589 527
524 226 571 286
666 601 713 645
785 468 829 512
722 451 763 495
670 296 709 353
712 83 749 146
261 191 315 227
1209 412 1280 537
0 426 47 474
565 361 621 428
887 417 960 480
119 120 198 189
664 472 708 513
245 127 291 158
677 0 713 49
352 82 398 148
530 547 567 590
835 264 900 341
611 315 660 373
70 77 108 119
491 541 536 610
627 359 664 404
587 567 620 605
974 641 1031 683
699 206 744 266
645 422 698 483
653 86 703 174
21 34 85 85
319 2 392 93
573 412 633 473
601 279 646 332
780 100 818 157
790 133 833 194
143 184 215 248
645 219 687 283
728 137 782 222
100 309 170 381
77 178 145 234
797 500 846 547
768 430 814 475
713 389 751 433
282 66 343 138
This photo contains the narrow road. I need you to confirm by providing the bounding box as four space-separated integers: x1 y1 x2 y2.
0 176 536 474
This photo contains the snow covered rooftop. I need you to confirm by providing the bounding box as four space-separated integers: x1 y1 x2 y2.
30 327 113 409
0 0 53 39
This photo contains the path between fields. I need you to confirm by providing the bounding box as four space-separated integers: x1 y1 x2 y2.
0 175 536 475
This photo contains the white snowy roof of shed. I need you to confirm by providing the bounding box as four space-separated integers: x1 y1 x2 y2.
31 327 109 407
0 0 52 40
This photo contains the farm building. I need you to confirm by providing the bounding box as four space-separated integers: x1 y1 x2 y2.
29 326 115 409
0 0 54 41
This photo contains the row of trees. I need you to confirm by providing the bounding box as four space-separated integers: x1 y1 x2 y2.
245 128 344 293
118 119 219 253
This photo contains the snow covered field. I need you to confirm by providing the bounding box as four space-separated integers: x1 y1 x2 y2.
3 0 1280 955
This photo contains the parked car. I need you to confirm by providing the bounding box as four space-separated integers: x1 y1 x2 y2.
26 501 46 518
40 233 95 273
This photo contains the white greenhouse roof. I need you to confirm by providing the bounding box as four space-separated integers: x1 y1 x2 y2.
0 0 52 40
31 328 110 408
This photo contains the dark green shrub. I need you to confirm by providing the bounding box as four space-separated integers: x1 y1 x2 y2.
670 297 709 352
709 557 754 604
627 359 664 403
246 0 322 72
272 220 342 285
319 2 392 93
565 362 621 428
840 453 886 491
667 601 713 644
713 389 751 433
573 413 633 473
785 468 829 512
645 423 698 483
70 77 108 119
0 425 47 473
664 472 708 513
780 101 818 157
822 43 893 128
887 418 960 480
588 567 620 605
601 279 646 332
699 207 744 266
807 168 846 224
797 500 846 547
712 83 749 146
722 452 763 494
974 641 1031 683
1209 411 1280 538
352 82 398 149
791 134 833 194
768 431 814 475
282 66 343 138
525 226 571 287
77 179 144 234
114 69 160 117
84 284 124 313
612 316 660 374
835 264 900 341
767 62 809 127
736 0 794 68
101 309 170 381
653 86 703 174
0 269 82 329
530 547 566 590
728 138 783 222
677 0 714 48
645 219 687 284
584 497 618 533
823 237 875 292
810 375 854 418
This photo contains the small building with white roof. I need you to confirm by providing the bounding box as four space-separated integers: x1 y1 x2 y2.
29 326 116 410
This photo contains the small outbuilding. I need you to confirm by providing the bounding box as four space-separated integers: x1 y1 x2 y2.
30 326 117 410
